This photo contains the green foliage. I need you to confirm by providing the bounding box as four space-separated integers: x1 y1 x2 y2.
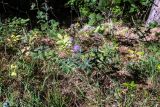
48 89 66 107
68 0 152 24
31 2 60 37
58 57 77 73
36 10 60 37
123 81 137 91
145 42 160 57
127 56 160 80
148 21 159 28
47 20 60 37
30 47 55 60
0 17 29 51
96 43 120 71
88 13 103 25
56 34 71 51
68 0 107 25
0 17 29 36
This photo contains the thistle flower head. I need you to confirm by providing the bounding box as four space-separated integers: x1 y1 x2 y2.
73 44 81 53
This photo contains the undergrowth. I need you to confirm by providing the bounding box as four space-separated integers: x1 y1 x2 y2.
0 3 160 106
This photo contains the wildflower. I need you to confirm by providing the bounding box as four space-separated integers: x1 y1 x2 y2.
10 64 17 77
11 71 17 77
11 64 17 69
73 44 81 53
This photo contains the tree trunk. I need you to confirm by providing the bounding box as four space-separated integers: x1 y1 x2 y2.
146 0 160 25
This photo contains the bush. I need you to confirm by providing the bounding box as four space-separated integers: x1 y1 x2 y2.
68 0 152 24
127 56 160 81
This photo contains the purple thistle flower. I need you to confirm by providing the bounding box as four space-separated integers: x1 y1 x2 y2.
73 44 81 53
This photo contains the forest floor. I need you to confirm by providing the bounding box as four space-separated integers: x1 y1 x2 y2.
0 19 160 106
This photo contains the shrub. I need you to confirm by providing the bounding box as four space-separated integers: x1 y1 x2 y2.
68 0 152 24
127 56 160 81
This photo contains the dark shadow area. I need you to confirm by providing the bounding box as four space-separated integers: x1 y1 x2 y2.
0 0 78 27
